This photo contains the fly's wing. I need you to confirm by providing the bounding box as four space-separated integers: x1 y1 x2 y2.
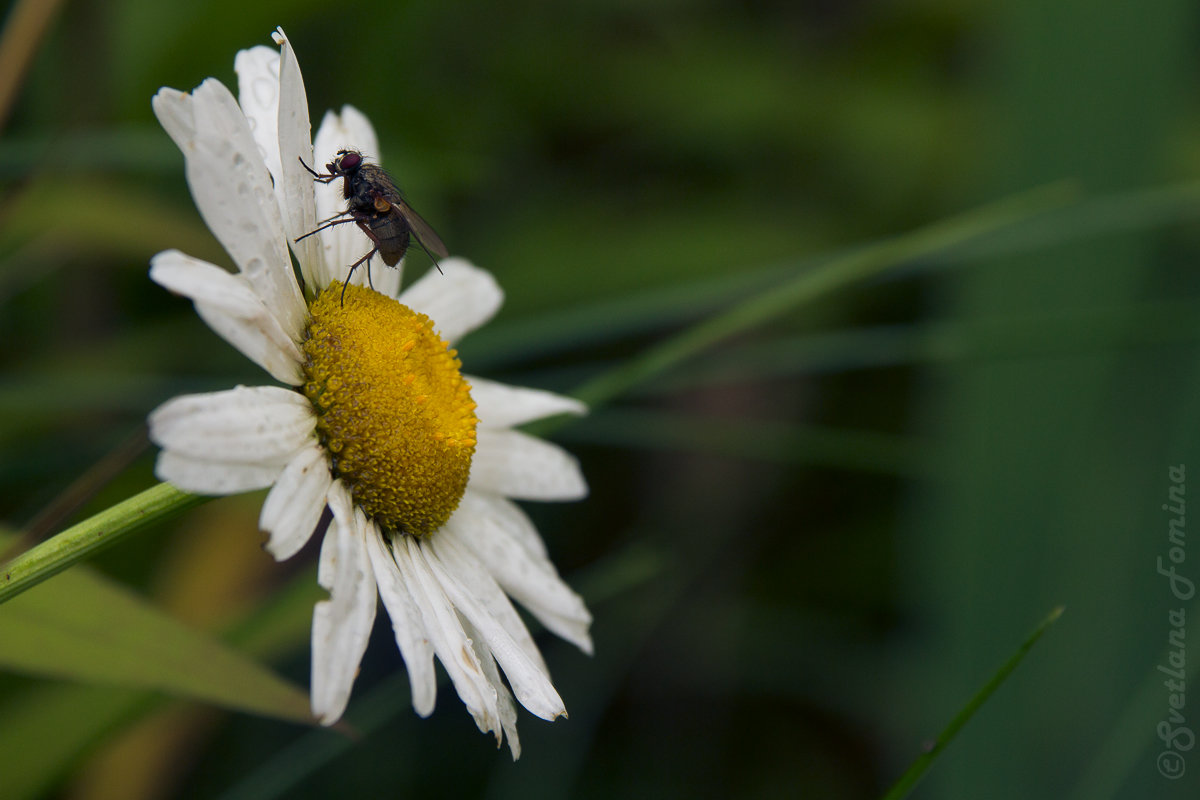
390 198 449 259
359 164 449 259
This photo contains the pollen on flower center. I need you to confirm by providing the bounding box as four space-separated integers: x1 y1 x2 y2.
302 281 478 537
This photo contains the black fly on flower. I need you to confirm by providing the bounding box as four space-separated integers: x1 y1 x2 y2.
298 149 448 302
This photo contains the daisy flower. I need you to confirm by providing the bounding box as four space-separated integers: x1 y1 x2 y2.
147 28 592 758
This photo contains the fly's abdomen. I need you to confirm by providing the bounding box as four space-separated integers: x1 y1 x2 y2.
368 215 411 266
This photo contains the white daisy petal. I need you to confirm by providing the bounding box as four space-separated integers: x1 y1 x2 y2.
459 490 547 559
149 249 247 299
155 451 284 494
272 28 323 290
181 79 307 340
422 540 566 721
151 88 196 149
150 250 304 385
393 536 502 739
190 302 302 387
364 530 438 717
429 530 548 673
471 429 589 501
468 377 588 429
310 112 350 290
234 45 283 181
149 385 314 463
461 616 522 759
259 444 332 561
398 259 503 343
311 482 378 724
187 78 285 254
448 492 593 654
331 105 380 161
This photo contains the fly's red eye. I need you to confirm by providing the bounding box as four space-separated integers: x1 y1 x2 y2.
338 151 362 170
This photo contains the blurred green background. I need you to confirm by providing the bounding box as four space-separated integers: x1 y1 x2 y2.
2 0 1200 797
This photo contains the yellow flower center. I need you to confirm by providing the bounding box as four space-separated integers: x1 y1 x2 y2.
302 282 478 537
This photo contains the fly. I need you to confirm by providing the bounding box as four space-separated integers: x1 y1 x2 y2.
297 149 448 303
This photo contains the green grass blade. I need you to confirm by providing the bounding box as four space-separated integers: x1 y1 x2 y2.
881 606 1066 800
572 184 1074 411
0 544 314 724
471 181 1200 371
0 564 323 800
558 409 937 478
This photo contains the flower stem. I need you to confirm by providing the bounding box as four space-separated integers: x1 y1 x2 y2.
0 482 207 605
